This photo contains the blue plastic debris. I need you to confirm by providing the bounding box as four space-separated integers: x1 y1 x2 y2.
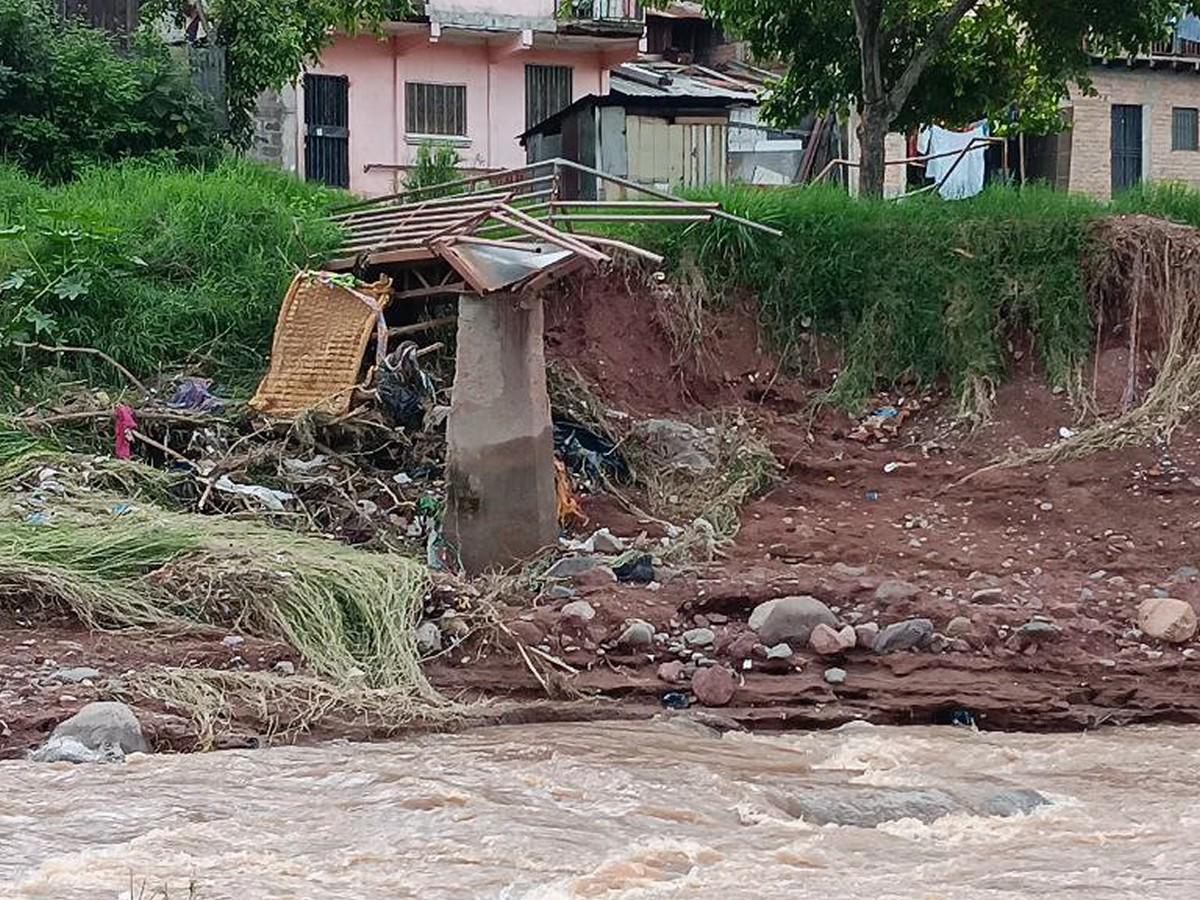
661 691 691 710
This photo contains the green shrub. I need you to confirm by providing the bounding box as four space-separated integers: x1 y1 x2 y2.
405 142 463 197
0 160 345 389
0 0 223 182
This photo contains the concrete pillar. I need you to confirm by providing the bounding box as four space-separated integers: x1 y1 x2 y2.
444 291 559 574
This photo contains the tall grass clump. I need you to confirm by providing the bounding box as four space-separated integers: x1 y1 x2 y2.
0 496 432 691
0 159 344 390
624 183 1104 413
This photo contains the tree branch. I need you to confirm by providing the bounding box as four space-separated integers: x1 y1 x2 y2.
885 0 983 118
851 0 886 103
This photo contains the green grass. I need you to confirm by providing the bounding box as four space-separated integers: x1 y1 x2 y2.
0 159 345 392
616 183 1111 411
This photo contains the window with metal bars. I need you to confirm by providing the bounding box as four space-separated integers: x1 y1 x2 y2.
405 82 467 137
1173 107 1199 151
525 64 573 131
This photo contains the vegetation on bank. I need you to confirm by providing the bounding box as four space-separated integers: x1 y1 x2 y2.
0 0 224 182
624 181 1200 412
0 160 344 389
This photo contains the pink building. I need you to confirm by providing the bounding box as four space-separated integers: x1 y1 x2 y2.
292 1 644 196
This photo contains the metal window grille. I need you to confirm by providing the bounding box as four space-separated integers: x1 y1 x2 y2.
525 65 573 131
1174 107 1199 151
304 74 350 189
405 83 467 137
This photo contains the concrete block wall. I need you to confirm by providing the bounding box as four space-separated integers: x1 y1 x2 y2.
249 87 299 176
1068 67 1200 200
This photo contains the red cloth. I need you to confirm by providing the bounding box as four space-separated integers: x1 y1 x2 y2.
114 405 137 460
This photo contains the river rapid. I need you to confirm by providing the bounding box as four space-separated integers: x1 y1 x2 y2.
2 720 1196 899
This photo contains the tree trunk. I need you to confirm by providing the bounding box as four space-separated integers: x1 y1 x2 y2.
858 103 889 198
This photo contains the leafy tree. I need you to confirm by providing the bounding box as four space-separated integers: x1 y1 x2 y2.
705 0 1189 196
147 0 412 146
0 0 222 181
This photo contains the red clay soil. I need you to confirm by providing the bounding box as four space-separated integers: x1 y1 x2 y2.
429 281 1200 734
6 279 1200 756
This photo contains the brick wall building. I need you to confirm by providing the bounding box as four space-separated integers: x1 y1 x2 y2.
1064 66 1200 200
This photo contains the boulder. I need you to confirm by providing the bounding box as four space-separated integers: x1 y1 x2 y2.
691 666 736 707
854 622 880 649
1137 597 1198 643
874 580 920 604
809 623 854 656
35 701 148 762
872 618 935 654
617 619 655 648
629 418 717 474
748 595 836 646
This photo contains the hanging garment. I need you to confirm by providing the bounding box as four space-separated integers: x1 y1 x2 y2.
918 122 989 200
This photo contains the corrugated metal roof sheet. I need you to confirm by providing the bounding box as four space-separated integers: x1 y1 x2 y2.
610 63 758 102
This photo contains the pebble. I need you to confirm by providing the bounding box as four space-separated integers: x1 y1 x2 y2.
273 660 296 676
545 585 577 601
824 667 847 685
617 619 655 648
832 563 867 578
47 667 101 685
682 627 716 648
544 556 609 580
765 642 793 660
874 580 920 604
560 600 597 623
945 616 973 638
970 587 1004 603
221 636 245 649
415 622 443 655
657 660 687 684
808 623 850 655
1017 620 1061 641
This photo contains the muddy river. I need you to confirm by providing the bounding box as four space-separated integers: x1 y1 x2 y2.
1 720 1195 898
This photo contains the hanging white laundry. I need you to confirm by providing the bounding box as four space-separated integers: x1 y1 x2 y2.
917 122 989 200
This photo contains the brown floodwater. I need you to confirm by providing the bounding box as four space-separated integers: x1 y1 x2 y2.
2 720 1196 899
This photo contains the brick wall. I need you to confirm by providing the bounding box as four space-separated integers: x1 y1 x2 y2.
1068 67 1200 200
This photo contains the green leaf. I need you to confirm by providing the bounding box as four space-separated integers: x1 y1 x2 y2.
0 269 33 291
50 270 91 301
23 308 55 336
0 224 25 237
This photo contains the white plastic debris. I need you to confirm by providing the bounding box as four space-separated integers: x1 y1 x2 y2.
213 476 296 512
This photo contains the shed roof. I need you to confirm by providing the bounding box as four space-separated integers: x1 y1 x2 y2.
519 61 760 140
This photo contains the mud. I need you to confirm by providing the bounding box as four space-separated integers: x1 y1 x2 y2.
6 277 1200 756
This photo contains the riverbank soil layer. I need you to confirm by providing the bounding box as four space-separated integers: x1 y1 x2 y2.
6 274 1200 755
